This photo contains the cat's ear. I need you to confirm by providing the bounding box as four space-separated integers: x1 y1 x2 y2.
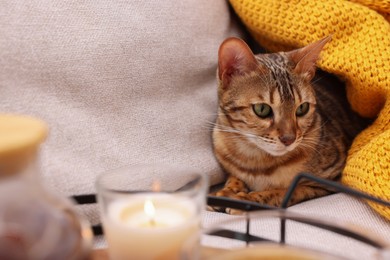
218 37 258 86
287 35 332 80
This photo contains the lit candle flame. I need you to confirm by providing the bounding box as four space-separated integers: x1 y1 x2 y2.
144 199 156 226
152 181 161 192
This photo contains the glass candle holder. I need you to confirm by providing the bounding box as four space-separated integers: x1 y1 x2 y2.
96 164 208 260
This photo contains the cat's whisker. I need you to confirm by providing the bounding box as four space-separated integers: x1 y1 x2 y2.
298 142 323 158
301 139 322 146
211 121 250 133
300 139 328 152
183 121 234 134
199 124 219 132
204 121 229 131
257 136 277 144
310 76 324 85
301 147 322 158
205 113 228 117
306 119 329 133
303 134 332 144
213 126 246 135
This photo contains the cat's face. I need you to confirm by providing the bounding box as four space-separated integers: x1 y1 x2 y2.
217 37 330 156
218 62 316 156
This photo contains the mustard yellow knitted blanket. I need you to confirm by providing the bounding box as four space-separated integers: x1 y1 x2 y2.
229 0 390 219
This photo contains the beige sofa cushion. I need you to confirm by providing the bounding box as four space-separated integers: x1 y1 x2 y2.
0 1 241 194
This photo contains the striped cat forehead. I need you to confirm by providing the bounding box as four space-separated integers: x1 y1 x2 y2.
255 53 299 102
256 52 291 67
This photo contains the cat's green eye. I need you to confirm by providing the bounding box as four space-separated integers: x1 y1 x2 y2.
296 102 310 117
253 103 273 118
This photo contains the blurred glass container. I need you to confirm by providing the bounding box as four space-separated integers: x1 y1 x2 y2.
0 114 92 260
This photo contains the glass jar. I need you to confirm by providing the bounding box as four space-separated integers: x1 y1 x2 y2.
0 114 92 259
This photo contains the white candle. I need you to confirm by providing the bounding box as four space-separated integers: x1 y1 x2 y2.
103 193 200 260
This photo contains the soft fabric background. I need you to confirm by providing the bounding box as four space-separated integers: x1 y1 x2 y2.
0 1 240 193
1 1 389 257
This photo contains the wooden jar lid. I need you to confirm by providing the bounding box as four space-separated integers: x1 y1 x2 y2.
0 114 47 177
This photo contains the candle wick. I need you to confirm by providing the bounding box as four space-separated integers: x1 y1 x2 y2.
149 218 156 227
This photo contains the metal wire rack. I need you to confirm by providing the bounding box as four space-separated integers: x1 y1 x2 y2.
72 173 390 252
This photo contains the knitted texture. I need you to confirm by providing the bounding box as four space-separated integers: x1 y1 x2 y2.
349 0 390 21
229 0 390 219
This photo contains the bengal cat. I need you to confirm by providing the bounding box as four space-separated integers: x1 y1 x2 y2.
211 36 367 213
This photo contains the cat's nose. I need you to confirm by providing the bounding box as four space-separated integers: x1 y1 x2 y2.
279 134 296 146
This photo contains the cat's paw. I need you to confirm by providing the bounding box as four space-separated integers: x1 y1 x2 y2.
225 207 244 215
206 204 220 212
206 189 247 214
244 191 283 207
207 190 233 213
215 188 236 197
215 190 250 215
206 204 244 215
206 203 227 213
